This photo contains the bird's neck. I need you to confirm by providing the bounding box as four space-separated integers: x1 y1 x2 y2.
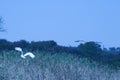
21 51 24 55
21 51 25 58
21 55 25 58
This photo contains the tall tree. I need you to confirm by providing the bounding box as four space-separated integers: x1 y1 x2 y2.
78 41 102 60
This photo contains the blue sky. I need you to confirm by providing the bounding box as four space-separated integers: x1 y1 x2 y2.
0 0 120 47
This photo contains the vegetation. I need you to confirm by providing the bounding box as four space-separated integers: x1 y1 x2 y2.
1 51 120 80
0 39 120 67
1 39 120 79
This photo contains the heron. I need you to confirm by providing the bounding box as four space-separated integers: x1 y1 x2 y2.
15 47 35 59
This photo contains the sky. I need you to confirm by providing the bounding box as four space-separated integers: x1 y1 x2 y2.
0 0 120 48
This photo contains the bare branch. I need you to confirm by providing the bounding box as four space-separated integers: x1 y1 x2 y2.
0 16 5 32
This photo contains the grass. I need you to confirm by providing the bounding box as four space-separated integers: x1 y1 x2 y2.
1 50 120 80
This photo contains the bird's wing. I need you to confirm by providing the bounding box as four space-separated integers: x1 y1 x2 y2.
24 52 35 58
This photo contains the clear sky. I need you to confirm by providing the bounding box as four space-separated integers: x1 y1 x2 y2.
0 0 120 47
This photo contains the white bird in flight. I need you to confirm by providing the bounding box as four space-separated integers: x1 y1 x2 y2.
15 47 35 59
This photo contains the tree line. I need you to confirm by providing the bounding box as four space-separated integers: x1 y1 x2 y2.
0 39 76 53
0 39 120 67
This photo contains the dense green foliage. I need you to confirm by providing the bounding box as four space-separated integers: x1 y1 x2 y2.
77 42 102 60
0 39 77 53
0 39 120 67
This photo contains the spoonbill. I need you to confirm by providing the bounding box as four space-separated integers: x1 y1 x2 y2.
15 47 35 59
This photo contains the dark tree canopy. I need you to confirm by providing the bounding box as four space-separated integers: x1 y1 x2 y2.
77 41 102 60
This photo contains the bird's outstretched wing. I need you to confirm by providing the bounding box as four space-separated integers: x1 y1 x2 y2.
24 52 35 58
